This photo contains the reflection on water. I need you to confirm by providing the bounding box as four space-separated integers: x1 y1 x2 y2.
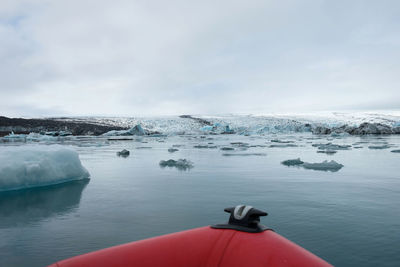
0 179 89 228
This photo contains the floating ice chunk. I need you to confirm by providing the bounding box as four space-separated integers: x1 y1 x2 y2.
281 158 304 166
269 144 298 148
107 137 133 141
391 149 400 153
159 159 193 170
230 142 249 147
368 145 391 149
222 153 266 157
249 144 267 148
0 145 90 192
220 147 234 151
168 148 179 153
194 145 217 149
317 150 337 155
312 143 351 150
281 158 343 172
271 139 294 143
117 149 130 157
3 132 27 141
302 160 343 172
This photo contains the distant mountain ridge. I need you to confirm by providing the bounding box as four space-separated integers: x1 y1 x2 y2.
0 116 126 136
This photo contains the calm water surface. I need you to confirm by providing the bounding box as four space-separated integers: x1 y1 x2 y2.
1 134 399 266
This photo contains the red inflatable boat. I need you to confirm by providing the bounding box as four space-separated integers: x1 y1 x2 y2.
49 205 332 267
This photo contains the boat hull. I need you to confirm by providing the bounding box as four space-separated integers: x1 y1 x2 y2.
49 226 331 267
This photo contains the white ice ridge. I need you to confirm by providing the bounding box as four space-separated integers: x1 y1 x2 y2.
0 145 90 191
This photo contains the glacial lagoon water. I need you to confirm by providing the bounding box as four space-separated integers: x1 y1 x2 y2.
1 133 400 266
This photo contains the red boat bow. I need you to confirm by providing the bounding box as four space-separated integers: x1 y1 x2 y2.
49 205 332 267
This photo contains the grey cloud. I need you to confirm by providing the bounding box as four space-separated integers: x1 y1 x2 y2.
0 0 399 116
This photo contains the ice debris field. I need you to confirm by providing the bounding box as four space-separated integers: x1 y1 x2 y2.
1 113 400 192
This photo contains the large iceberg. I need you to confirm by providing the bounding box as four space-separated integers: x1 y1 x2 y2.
0 145 90 191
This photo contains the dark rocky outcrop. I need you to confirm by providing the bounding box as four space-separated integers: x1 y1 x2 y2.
0 116 126 136
311 122 399 135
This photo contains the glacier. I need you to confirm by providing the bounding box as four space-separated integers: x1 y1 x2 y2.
2 112 400 140
0 145 90 191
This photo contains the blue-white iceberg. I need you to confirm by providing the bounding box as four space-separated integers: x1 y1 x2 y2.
0 145 90 191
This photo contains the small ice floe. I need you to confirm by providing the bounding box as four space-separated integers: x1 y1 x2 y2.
391 149 400 153
117 149 130 157
317 150 337 155
220 147 234 151
312 143 351 150
302 160 344 172
230 142 249 147
270 139 294 143
107 137 133 141
269 144 298 148
222 153 266 157
0 145 90 191
2 132 27 142
281 158 343 172
194 145 217 149
368 144 391 149
168 148 179 153
159 159 193 170
281 158 304 166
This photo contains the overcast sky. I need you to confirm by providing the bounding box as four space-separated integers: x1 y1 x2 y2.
1 0 399 117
